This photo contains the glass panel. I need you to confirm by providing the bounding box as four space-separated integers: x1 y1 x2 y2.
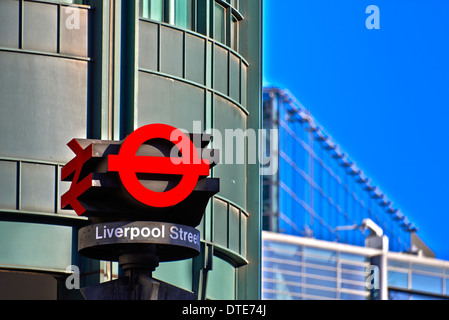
304 287 336 299
341 271 366 283
411 273 442 295
389 290 411 300
411 264 443 275
340 292 367 300
263 241 302 260
140 0 163 21
304 267 337 278
305 277 337 289
388 271 408 288
263 271 301 284
175 0 193 30
411 294 445 300
304 247 337 261
214 3 225 43
388 259 409 270
341 282 367 292
263 260 302 274
150 0 164 21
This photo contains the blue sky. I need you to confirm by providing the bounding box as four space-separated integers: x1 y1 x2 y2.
263 0 449 260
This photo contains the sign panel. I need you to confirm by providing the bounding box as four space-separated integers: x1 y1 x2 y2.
79 221 201 262
61 123 220 272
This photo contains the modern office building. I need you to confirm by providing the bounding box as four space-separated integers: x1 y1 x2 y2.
0 0 262 300
262 87 449 300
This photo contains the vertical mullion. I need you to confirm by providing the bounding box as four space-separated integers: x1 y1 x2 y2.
157 24 161 72
227 49 230 96
55 165 60 214
19 0 24 49
108 0 114 140
57 4 61 54
182 31 186 78
209 0 214 39
193 0 197 32
226 204 230 249
16 161 22 211
225 5 231 47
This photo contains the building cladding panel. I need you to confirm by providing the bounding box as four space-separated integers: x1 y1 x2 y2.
263 87 417 254
0 0 262 300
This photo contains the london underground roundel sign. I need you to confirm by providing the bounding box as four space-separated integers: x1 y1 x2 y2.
61 123 218 218
108 124 210 208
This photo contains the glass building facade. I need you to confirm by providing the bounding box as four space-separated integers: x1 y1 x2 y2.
262 87 449 300
263 87 417 253
263 232 449 300
0 0 262 300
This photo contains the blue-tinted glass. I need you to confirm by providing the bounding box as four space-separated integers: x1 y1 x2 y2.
305 287 337 299
263 280 302 294
305 267 337 278
263 240 302 256
305 257 337 268
411 273 442 295
340 252 367 262
175 0 193 30
389 290 410 300
411 293 445 300
341 282 367 292
305 277 337 288
263 260 301 274
341 271 366 283
214 3 225 43
341 263 366 272
411 264 443 275
446 278 449 295
263 291 296 300
263 271 301 284
388 271 408 288
340 292 367 300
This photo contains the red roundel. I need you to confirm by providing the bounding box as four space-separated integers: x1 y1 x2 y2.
108 124 210 208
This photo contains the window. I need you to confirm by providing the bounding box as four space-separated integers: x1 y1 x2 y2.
212 1 242 50
214 3 225 43
174 0 193 30
412 273 443 295
140 0 194 31
388 270 408 289
139 0 243 51
231 15 238 51
140 0 164 21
